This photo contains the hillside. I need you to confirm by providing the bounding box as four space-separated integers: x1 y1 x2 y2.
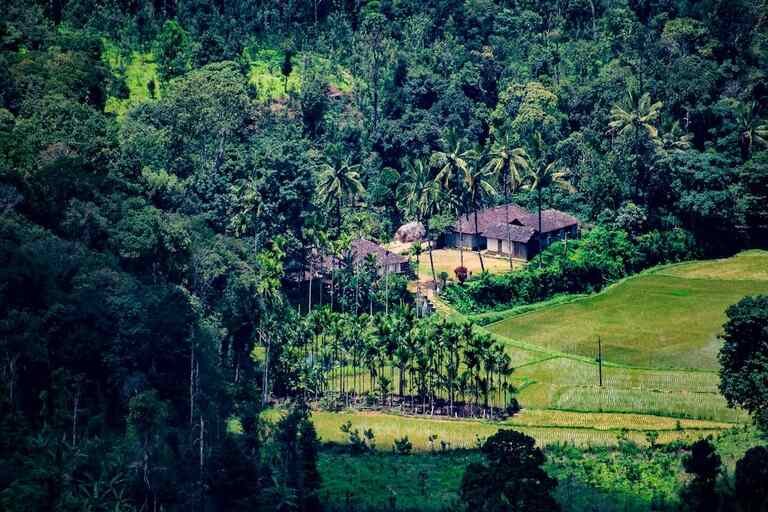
487 251 768 369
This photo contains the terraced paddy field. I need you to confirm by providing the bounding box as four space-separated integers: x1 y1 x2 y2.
260 253 762 461
305 410 732 451
486 251 768 370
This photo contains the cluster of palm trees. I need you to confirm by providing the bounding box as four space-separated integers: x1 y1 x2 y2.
399 127 574 275
313 89 702 286
291 306 516 418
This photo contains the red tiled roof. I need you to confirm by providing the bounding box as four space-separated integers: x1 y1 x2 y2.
455 204 531 234
455 204 579 236
482 223 537 242
348 239 408 266
521 209 580 233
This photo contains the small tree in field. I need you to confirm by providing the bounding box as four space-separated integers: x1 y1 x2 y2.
680 438 721 512
460 430 560 512
718 295 768 432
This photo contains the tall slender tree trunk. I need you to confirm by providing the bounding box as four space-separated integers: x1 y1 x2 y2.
505 175 513 268
261 331 271 407
537 187 543 268
473 211 485 272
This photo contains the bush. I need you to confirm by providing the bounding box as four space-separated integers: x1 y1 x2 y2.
393 436 413 455
441 226 697 314
340 421 376 455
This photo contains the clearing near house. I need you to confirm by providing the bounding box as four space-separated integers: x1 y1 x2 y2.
486 250 768 370
415 248 521 283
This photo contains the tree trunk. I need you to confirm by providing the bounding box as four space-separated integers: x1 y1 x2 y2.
199 415 205 512
308 272 313 314
537 187 543 268
506 188 513 268
384 262 389 315
474 210 485 272
428 240 437 286
261 332 271 407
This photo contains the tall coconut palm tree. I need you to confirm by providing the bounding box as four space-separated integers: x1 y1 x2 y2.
485 132 530 268
523 133 575 268
608 90 662 202
464 160 496 273
317 151 366 235
398 157 441 284
432 129 477 268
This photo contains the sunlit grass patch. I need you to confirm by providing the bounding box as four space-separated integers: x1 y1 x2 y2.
657 249 768 281
102 39 160 118
550 386 748 423
244 46 353 102
306 410 728 451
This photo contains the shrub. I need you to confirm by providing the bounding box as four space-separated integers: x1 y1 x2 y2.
393 436 413 455
340 421 376 455
441 226 696 314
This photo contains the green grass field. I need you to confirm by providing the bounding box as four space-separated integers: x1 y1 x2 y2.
487 251 768 370
269 253 767 510
314 422 762 512
102 40 160 118
244 46 352 101
510 357 749 423
302 410 731 451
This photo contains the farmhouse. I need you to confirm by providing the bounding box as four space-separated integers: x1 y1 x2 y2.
322 238 410 276
449 204 579 261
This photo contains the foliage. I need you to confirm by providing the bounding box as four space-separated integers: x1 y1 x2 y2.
2 0 768 509
443 226 696 314
733 446 768 512
680 438 721 512
460 429 560 511
718 295 768 432
393 436 413 456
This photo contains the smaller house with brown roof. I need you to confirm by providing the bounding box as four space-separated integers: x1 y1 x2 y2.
450 204 579 261
322 239 410 276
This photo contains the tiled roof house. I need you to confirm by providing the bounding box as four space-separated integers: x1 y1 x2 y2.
450 204 579 261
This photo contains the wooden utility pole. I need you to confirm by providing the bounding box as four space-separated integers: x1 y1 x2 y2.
597 336 603 387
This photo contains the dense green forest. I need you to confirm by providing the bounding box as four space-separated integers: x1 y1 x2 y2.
1 0 767 510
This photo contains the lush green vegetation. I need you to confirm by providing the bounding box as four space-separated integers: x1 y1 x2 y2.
2 0 768 511
316 427 764 512
441 225 698 314
486 251 768 369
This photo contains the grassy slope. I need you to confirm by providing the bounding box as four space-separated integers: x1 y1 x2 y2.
487 251 768 370
102 40 159 118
